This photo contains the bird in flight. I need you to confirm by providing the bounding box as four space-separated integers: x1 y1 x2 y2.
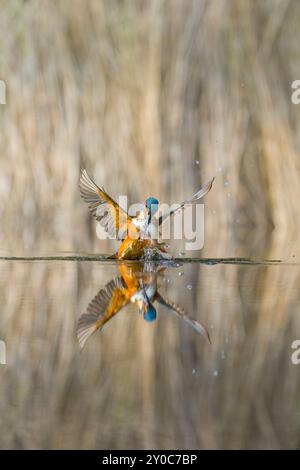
79 168 214 260
77 262 211 349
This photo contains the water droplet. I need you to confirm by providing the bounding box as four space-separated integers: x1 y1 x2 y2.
195 160 200 165
178 271 184 276
164 243 170 249
187 284 193 290
213 369 219 377
164 278 170 284
221 351 225 360
224 181 229 187
192 368 197 375
179 251 186 257
225 336 229 344
210 324 214 329
218 167 223 172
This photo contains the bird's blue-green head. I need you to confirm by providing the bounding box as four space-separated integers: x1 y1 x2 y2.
144 303 157 322
145 197 159 216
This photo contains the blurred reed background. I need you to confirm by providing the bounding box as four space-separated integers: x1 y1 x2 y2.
1 0 300 259
1 0 300 450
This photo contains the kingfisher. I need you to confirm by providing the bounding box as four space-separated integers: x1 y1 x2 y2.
79 168 214 260
77 262 211 348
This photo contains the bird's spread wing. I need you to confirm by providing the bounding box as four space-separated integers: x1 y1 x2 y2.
79 169 138 239
158 177 215 226
77 278 131 348
156 292 211 343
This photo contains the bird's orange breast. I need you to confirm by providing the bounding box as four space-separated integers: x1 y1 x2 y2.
117 237 150 260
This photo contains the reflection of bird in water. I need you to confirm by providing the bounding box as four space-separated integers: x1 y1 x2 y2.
79 169 214 260
77 263 210 348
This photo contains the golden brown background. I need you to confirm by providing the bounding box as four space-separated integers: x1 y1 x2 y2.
1 0 300 259
0 0 300 450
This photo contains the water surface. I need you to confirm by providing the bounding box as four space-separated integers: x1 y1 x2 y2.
0 257 299 449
